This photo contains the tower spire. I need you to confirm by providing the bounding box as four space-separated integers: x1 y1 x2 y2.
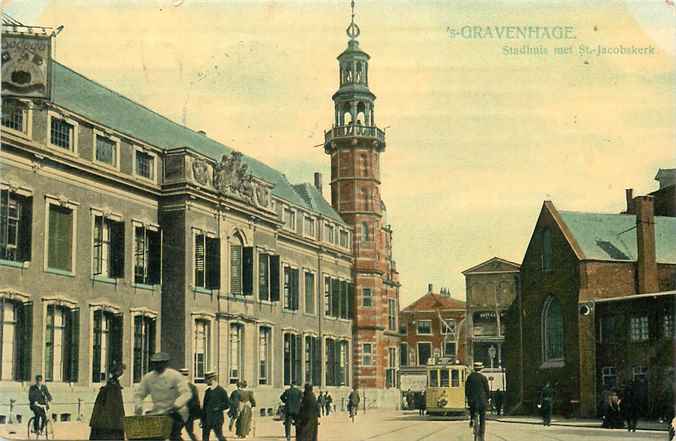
346 0 360 41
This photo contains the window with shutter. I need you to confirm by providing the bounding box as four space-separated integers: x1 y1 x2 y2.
206 237 220 289
133 315 156 383
324 277 332 317
283 266 291 309
347 283 354 319
134 226 161 285
291 268 299 311
331 278 340 318
0 190 32 262
304 272 315 315
0 299 18 380
47 204 73 272
270 255 280 301
259 254 270 301
194 234 206 288
230 244 242 294
242 247 254 295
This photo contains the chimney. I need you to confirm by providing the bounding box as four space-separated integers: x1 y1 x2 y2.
314 172 323 194
634 195 659 294
428 283 434 293
625 189 634 214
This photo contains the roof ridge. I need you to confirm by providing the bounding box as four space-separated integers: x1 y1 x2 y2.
54 61 233 151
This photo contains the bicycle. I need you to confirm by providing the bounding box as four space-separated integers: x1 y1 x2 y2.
27 415 54 440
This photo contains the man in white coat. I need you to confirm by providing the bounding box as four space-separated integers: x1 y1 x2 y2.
134 352 191 440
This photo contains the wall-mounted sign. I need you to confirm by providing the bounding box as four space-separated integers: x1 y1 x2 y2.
1 33 52 99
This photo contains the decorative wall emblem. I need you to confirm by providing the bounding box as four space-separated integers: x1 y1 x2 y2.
1 34 51 99
192 158 210 186
213 151 272 209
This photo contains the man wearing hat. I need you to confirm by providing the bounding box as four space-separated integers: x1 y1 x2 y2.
465 362 490 441
280 382 302 441
134 352 192 441
202 371 229 441
179 368 201 441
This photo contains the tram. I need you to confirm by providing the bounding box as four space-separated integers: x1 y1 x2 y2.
424 357 469 416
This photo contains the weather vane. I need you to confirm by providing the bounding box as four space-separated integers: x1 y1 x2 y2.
346 0 360 40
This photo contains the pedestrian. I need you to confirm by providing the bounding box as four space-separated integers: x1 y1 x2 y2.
347 386 360 419
234 380 256 438
134 352 192 441
228 385 240 433
420 391 427 415
622 381 639 432
296 384 320 441
281 382 302 441
465 362 490 440
606 390 624 429
406 389 414 411
89 361 126 440
201 371 229 441
317 392 326 416
539 382 554 426
178 368 201 441
28 374 52 435
325 393 333 416
493 388 504 416
599 384 611 428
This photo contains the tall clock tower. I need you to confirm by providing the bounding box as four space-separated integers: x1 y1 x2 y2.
324 2 401 390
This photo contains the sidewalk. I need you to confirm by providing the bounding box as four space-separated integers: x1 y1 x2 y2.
0 409 388 441
491 415 668 432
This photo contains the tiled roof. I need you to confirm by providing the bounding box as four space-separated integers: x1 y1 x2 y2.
402 293 466 312
558 211 676 264
51 61 346 224
291 183 343 223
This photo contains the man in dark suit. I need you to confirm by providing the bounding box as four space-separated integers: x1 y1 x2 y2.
28 374 52 434
280 382 302 441
201 371 229 441
465 362 489 440
179 368 201 441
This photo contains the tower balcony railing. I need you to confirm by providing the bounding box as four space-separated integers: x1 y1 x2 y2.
324 124 386 144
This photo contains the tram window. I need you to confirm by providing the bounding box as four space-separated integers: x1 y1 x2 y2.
429 370 439 387
451 369 460 387
440 369 449 387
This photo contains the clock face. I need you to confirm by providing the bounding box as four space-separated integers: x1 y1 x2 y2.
1 34 51 98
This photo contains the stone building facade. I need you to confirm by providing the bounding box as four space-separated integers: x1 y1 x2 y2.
505 188 676 417
0 12 400 424
462 257 520 371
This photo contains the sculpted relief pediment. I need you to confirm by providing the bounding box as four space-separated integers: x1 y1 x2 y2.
191 151 273 211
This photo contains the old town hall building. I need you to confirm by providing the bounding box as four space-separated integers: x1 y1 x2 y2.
0 10 400 422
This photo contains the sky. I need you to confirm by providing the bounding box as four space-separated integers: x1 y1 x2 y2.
4 0 674 308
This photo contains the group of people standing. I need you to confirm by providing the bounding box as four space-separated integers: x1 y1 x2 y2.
599 382 646 432
87 352 256 440
279 384 362 441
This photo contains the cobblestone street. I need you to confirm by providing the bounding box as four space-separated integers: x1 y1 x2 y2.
0 410 668 441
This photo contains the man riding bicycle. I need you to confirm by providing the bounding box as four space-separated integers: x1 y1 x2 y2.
465 362 490 441
28 374 52 434
134 352 192 441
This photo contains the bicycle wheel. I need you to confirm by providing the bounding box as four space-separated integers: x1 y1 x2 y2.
27 417 37 440
44 419 55 440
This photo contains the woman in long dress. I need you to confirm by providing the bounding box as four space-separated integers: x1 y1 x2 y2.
296 384 320 441
234 380 256 438
89 361 126 440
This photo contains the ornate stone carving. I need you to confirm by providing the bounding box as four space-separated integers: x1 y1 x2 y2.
213 151 273 209
192 158 210 186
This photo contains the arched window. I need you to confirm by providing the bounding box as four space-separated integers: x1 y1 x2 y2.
356 102 366 126
362 222 370 242
542 227 552 271
542 296 564 361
